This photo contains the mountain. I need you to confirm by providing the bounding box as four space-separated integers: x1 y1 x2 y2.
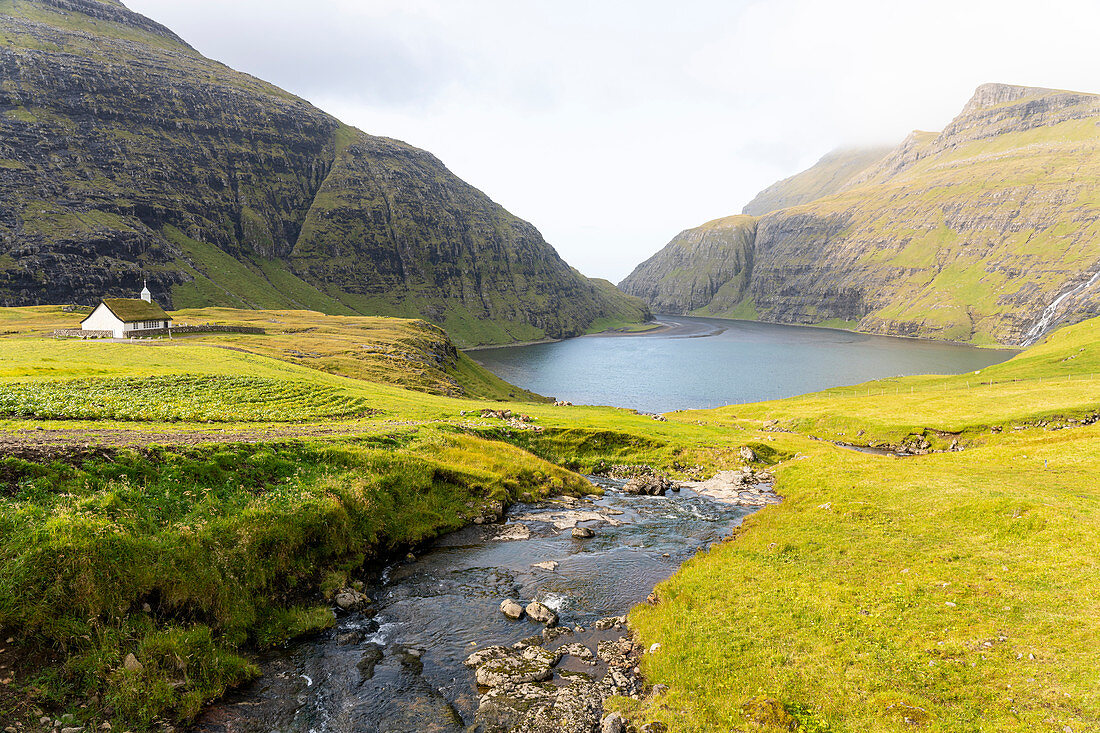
741 146 891 216
615 215 758 318
0 0 648 346
621 83 1100 345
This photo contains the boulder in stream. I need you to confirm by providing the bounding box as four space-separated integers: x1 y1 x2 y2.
525 601 559 626
501 599 526 619
475 647 557 687
623 476 674 496
334 588 371 611
571 526 595 539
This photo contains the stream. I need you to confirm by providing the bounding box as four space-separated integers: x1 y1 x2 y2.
193 477 762 732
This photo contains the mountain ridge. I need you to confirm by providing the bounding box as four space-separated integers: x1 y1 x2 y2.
0 0 648 345
621 82 1100 346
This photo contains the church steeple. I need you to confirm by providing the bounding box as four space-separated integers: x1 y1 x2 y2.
140 280 152 303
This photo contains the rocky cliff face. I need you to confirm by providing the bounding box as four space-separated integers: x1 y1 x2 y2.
622 83 1100 345
618 216 756 316
0 0 648 345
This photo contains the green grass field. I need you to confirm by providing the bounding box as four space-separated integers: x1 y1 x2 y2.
0 306 1097 732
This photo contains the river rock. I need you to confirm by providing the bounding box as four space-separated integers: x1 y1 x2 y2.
558 642 595 661
532 560 560 571
623 476 673 496
513 675 604 733
495 524 532 541
542 625 574 643
526 601 559 626
501 599 526 619
594 615 626 631
571 526 595 539
465 645 513 668
334 588 371 611
739 446 758 462
601 712 627 733
476 681 556 731
476 653 555 687
522 645 562 667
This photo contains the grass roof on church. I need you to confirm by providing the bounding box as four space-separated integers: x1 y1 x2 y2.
95 298 169 322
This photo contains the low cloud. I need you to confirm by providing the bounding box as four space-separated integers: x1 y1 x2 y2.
126 0 1100 281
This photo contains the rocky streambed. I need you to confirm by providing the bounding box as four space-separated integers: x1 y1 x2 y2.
194 471 776 733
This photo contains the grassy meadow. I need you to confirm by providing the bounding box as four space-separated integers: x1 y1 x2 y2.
0 306 1097 731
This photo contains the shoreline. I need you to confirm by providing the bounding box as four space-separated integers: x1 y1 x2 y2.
464 314 1023 354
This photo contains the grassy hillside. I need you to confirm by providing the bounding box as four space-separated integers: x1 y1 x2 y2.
622 84 1100 346
0 307 1098 731
3 306 545 401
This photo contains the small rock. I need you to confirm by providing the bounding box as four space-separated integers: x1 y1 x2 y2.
571 526 595 539
542 625 574 642
739 446 757 462
594 615 626 630
334 631 362 645
525 601 559 626
464 645 511 668
61 728 84 733
558 642 595 660
532 560 560 571
651 683 669 696
475 653 554 686
741 696 795 729
501 599 526 619
99 724 112 731
945 601 957 608
623 476 673 496
641 723 668 733
405 552 417 562
494 524 532 541
334 588 370 611
648 642 661 654
601 712 627 733
122 653 143 673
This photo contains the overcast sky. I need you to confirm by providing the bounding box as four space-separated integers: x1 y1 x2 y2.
126 0 1100 282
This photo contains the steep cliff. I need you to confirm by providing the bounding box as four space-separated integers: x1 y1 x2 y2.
0 0 648 345
622 83 1100 345
618 216 757 317
741 147 890 216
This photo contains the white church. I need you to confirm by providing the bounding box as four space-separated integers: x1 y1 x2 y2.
80 282 172 338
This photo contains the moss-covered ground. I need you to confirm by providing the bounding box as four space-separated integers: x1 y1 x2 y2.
0 307 1097 731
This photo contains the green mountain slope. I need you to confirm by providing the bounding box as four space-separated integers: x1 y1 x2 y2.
621 83 1100 345
0 0 648 345
741 146 891 216
616 215 758 318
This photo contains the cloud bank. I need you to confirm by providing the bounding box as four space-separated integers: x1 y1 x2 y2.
127 0 1100 281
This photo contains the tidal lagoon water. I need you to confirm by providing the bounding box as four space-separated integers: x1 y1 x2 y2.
470 316 1018 412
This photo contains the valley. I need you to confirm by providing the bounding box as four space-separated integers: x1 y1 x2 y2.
0 306 1097 732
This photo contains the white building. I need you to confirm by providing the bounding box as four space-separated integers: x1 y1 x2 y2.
81 284 172 338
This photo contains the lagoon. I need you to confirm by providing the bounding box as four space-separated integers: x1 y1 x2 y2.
470 316 1018 413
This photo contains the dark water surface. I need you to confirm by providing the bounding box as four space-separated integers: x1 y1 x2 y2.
469 316 1017 412
196 480 754 732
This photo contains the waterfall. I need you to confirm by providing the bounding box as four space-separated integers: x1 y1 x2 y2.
1021 267 1100 346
